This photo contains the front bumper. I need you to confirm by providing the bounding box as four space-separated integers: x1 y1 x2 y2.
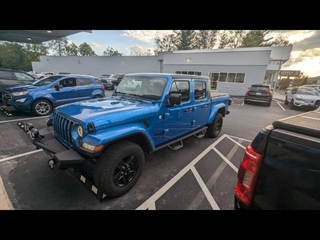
17 121 85 170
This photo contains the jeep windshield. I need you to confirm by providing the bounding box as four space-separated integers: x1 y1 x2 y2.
32 76 63 86
115 76 167 100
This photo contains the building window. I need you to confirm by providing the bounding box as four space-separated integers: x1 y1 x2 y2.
235 73 245 83
227 73 236 83
175 71 202 75
219 72 227 82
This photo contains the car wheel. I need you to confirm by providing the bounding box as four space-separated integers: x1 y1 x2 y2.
289 99 295 109
93 95 102 99
267 101 271 107
32 99 53 116
315 100 320 109
207 112 223 138
93 140 145 198
284 96 288 105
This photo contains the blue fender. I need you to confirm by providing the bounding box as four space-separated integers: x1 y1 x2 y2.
81 123 156 150
207 103 226 124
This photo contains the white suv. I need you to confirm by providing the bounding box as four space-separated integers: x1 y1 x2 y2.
35 71 55 79
285 86 320 109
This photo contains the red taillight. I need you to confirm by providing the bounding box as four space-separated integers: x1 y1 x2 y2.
101 85 105 91
234 144 263 208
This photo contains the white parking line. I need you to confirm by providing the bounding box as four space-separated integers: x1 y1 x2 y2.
135 134 248 210
0 116 48 124
0 149 43 163
273 99 286 111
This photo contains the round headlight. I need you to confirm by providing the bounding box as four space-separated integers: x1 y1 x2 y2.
77 126 83 137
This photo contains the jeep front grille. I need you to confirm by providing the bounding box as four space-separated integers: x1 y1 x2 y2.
53 112 75 147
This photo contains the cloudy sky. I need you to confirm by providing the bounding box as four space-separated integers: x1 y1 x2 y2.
67 30 320 77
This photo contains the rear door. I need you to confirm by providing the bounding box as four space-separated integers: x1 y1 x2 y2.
75 77 97 100
192 79 211 129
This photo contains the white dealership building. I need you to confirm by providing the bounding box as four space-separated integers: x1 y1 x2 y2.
32 45 292 96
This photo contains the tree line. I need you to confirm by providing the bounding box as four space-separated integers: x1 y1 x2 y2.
2 30 312 84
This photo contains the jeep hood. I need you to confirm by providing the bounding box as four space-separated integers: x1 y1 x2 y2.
54 96 158 129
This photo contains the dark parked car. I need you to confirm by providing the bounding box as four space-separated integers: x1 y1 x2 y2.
0 67 36 100
244 84 273 106
2 74 105 116
101 73 125 90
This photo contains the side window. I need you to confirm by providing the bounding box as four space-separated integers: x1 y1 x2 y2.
77 78 93 86
13 72 35 81
170 80 190 102
0 71 13 80
194 80 206 100
59 77 77 87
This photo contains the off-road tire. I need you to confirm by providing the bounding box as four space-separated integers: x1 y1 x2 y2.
207 112 223 138
31 99 53 116
93 140 145 198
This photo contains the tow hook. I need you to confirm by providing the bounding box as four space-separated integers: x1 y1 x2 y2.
48 159 55 169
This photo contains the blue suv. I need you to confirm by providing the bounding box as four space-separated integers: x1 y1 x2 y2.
2 74 105 116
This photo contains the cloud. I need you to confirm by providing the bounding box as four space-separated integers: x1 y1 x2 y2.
91 42 102 48
126 45 155 56
122 30 173 44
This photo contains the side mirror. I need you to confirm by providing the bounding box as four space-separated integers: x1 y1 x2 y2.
54 84 63 91
167 93 182 106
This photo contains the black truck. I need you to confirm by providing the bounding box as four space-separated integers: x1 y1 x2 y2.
234 109 320 210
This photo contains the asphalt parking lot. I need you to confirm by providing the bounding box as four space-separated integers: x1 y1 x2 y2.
0 90 305 210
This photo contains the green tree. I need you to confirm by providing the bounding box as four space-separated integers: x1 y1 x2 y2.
240 30 273 47
154 33 178 52
102 47 123 56
175 30 197 50
78 42 96 56
217 30 246 49
194 30 218 49
0 42 26 70
45 37 69 56
292 72 309 86
269 33 292 46
65 42 79 56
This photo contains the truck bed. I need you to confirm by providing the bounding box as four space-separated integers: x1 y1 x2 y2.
272 109 320 138
210 90 230 98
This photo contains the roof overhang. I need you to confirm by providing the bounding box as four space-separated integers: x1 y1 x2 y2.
0 30 92 44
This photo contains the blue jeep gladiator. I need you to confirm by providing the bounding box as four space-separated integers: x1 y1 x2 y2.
17 73 231 198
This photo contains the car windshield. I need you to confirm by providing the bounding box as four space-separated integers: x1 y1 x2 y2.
296 88 320 96
250 86 270 92
32 76 62 86
115 76 167 100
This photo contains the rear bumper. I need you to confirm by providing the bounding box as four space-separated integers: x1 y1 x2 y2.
245 97 272 103
17 121 85 170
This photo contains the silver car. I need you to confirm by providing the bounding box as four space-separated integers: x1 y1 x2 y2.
285 86 320 109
